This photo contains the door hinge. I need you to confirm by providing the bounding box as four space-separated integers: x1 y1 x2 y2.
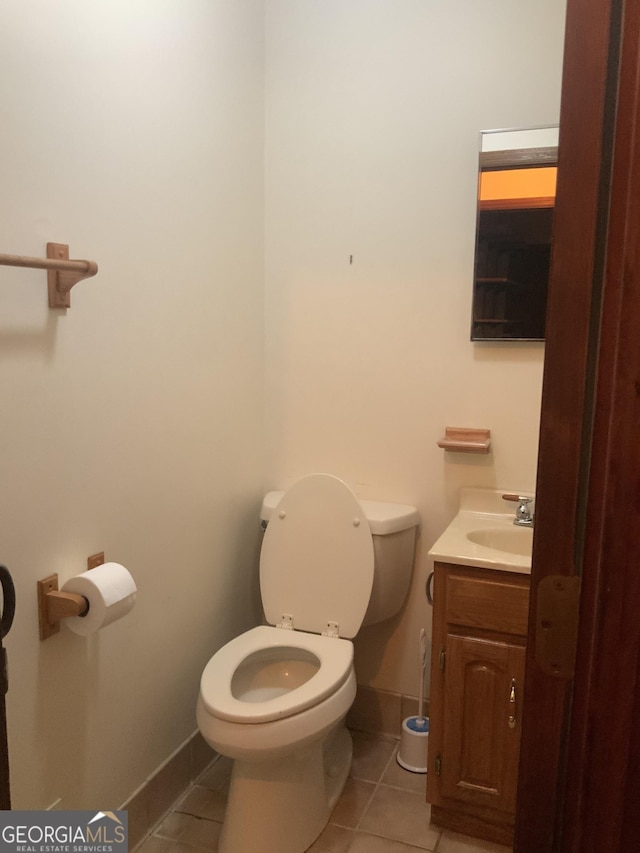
439 648 446 671
434 753 442 776
535 575 581 679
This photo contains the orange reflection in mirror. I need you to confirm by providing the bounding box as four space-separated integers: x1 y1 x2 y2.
480 167 557 209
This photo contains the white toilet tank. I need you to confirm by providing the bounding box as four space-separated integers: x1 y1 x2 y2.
260 489 420 626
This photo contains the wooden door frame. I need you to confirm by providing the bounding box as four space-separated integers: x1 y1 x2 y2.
561 0 640 847
515 0 640 849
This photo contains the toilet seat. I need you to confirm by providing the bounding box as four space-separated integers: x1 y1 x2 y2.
260 474 375 638
199 625 354 724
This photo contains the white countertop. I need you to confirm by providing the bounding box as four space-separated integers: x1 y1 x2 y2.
428 488 533 575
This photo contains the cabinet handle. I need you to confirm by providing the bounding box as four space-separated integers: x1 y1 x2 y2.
508 678 517 729
426 571 434 605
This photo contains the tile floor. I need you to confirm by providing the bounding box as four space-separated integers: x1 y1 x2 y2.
136 731 512 853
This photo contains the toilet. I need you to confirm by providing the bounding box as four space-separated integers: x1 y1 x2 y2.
196 473 420 853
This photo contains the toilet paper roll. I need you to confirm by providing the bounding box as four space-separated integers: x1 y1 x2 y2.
61 562 137 636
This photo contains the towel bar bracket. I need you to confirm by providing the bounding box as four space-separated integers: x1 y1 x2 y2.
46 242 98 309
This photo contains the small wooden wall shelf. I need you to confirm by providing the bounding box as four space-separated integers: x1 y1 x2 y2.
438 427 492 454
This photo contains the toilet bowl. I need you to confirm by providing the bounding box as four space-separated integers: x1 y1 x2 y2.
196 474 420 853
197 625 356 759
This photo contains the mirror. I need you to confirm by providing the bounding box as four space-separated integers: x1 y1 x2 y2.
471 126 558 341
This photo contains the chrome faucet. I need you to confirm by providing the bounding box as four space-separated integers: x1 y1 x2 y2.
502 494 534 527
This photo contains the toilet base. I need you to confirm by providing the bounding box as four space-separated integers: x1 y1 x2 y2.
218 723 352 853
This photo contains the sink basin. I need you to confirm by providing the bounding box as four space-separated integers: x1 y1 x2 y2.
466 527 533 557
428 489 534 573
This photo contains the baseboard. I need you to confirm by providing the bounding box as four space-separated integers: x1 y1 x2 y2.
122 730 216 850
347 684 428 737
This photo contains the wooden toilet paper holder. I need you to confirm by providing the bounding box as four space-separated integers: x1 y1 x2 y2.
37 574 89 641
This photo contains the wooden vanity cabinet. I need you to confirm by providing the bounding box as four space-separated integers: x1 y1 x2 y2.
427 562 530 846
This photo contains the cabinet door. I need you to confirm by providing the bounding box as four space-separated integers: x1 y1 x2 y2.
441 634 525 814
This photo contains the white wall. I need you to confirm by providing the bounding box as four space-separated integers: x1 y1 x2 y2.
264 1 567 695
0 0 567 811
0 1 265 809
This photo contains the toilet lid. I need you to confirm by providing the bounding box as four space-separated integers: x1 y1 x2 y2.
260 474 374 638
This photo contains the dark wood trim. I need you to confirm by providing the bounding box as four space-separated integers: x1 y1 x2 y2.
514 0 617 850
479 197 554 211
480 146 558 170
431 804 513 848
562 0 640 848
